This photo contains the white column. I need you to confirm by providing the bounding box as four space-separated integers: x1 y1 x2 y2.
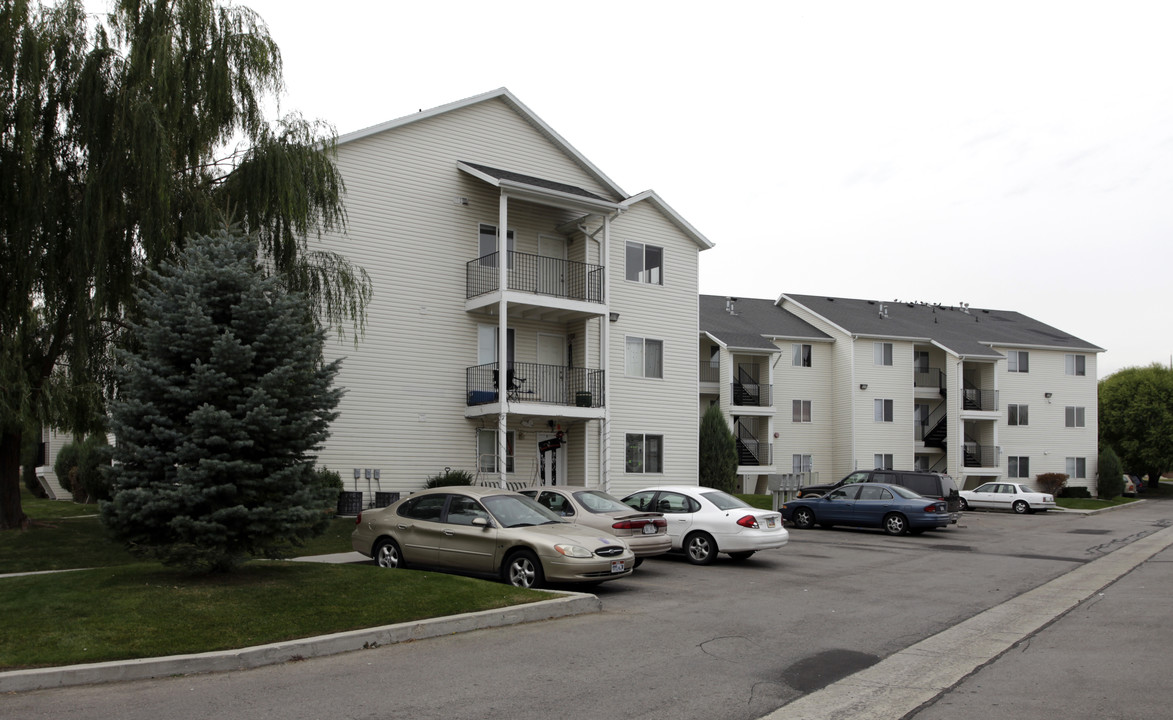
497 192 509 488
601 214 612 493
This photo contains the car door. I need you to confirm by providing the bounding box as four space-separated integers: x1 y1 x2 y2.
968 483 999 509
653 492 696 546
393 494 447 565
853 485 894 526
820 486 860 524
435 494 497 573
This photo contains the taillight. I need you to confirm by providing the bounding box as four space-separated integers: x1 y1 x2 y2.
612 519 646 530
925 505 940 513
355 511 362 525
736 515 759 529
652 517 667 528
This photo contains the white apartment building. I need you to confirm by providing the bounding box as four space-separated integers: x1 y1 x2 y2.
701 295 1103 494
312 89 712 503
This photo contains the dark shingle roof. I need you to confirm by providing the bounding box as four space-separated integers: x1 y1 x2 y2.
461 161 613 203
781 294 1103 357
700 295 830 350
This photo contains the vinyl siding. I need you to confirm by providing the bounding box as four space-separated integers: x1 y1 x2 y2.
773 340 833 480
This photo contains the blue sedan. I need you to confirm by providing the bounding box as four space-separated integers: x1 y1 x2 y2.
780 483 950 536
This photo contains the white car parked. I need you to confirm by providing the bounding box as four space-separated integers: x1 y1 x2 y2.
621 485 788 564
959 482 1057 514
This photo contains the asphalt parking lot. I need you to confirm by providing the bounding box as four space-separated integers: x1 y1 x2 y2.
6 501 1171 720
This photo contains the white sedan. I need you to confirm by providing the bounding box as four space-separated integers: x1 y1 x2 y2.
621 485 788 565
959 482 1057 514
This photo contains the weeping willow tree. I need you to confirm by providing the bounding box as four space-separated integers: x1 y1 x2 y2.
0 0 370 529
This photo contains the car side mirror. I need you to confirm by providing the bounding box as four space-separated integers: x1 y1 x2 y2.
471 517 491 529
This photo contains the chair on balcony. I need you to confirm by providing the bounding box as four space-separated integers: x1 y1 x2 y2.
493 368 529 401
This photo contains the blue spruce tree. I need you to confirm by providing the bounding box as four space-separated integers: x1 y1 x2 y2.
101 227 342 572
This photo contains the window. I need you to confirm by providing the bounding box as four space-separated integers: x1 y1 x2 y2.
1066 457 1087 479
1065 354 1086 377
1007 350 1029 373
625 337 663 378
625 433 663 474
1008 456 1030 478
913 350 930 373
874 342 893 366
874 398 894 422
398 494 447 522
1008 403 1029 426
874 453 894 470
446 495 491 526
792 400 812 423
478 224 515 268
792 344 812 367
792 454 813 474
1065 406 1086 428
914 454 929 471
625 241 663 285
477 429 515 473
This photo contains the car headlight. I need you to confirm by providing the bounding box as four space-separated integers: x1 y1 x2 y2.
554 544 593 558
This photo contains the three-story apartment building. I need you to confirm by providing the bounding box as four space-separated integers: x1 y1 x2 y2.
311 89 712 503
701 294 1103 493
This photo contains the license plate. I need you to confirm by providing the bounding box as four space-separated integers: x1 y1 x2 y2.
611 560 626 573
766 517 777 528
642 523 657 535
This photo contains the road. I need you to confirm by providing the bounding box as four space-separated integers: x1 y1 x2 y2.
5 500 1171 720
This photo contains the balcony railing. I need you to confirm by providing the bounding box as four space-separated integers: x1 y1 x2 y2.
963 442 999 468
962 388 999 412
466 251 605 304
732 382 772 407
914 367 946 391
466 362 604 408
699 361 720 384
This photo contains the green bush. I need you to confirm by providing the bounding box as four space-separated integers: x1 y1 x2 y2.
699 404 738 494
53 442 81 498
1036 472 1068 497
424 469 475 488
315 467 344 494
56 436 114 503
1097 448 1125 500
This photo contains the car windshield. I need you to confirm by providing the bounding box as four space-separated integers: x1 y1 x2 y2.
481 494 564 528
700 490 751 511
573 490 631 513
890 485 924 499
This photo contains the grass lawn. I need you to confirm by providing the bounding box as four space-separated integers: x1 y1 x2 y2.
0 561 543 670
736 494 773 511
1 488 544 669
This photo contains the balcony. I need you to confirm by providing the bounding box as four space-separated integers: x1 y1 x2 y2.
914 367 946 392
467 251 604 304
466 362 604 409
963 442 999 468
699 361 720 384
732 381 772 407
962 388 999 412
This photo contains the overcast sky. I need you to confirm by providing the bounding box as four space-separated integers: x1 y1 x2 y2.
187 1 1171 377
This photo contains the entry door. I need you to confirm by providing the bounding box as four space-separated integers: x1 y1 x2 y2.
538 433 567 486
537 333 566 404
537 235 567 297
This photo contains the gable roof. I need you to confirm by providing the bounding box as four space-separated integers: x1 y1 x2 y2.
337 88 628 200
700 295 830 350
626 191 714 250
780 293 1104 358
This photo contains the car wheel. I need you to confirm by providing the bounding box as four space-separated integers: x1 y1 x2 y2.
883 513 909 536
503 549 545 589
374 538 404 569
792 507 815 529
684 532 718 565
729 551 755 561
959 497 970 511
1013 500 1030 514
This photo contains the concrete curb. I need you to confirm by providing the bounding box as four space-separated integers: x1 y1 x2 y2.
758 523 1173 720
1050 498 1146 515
0 591 600 693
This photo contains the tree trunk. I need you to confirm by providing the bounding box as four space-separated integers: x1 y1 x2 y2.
0 428 28 530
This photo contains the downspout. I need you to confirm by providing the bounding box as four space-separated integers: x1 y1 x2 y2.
497 192 509 488
850 336 857 471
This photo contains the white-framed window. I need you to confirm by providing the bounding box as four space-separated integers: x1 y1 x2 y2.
792 400 812 423
1008 456 1030 478
874 398 894 422
1008 403 1029 426
1065 354 1086 376
478 224 515 268
792 344 812 367
477 429 515 473
914 454 929 472
625 337 664 379
1066 457 1087 479
1007 350 1029 373
874 342 893 366
792 454 813 474
625 241 663 285
913 350 930 373
1065 406 1086 428
625 433 663 473
874 453 894 470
